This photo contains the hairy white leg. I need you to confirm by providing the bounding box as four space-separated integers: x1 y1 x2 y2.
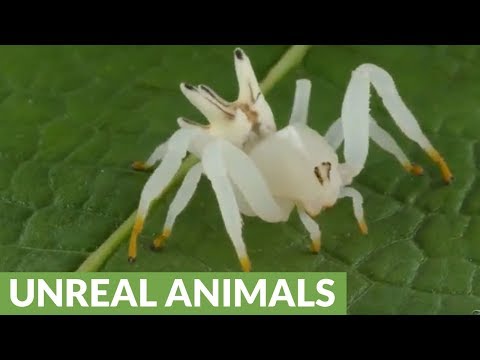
151 163 204 250
128 128 200 261
289 79 312 125
220 140 289 223
201 140 251 272
359 64 452 183
339 187 368 235
297 208 321 253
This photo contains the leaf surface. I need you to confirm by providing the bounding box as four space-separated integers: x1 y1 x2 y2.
1 45 479 314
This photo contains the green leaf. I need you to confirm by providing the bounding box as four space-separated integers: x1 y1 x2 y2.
1 45 479 315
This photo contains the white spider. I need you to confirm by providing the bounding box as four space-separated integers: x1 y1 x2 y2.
128 48 278 269
128 48 453 272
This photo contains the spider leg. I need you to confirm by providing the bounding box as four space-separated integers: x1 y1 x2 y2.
177 117 209 130
339 187 368 235
198 84 231 108
369 117 424 176
220 140 290 223
359 64 453 183
289 79 312 126
340 65 371 179
151 163 204 251
201 138 292 271
201 140 251 272
232 182 256 217
326 116 424 176
131 116 209 172
297 207 321 254
128 127 202 262
131 142 167 172
325 117 344 150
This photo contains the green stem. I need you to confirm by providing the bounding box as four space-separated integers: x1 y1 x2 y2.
260 45 312 94
75 44 312 272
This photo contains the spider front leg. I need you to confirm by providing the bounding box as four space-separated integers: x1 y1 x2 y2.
288 78 423 179
128 127 203 262
217 139 289 223
201 140 251 272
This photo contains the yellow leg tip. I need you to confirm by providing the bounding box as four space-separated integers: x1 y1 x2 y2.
131 161 148 171
240 256 252 272
133 218 144 232
358 219 368 235
310 238 321 254
404 163 424 176
128 217 144 261
427 149 454 184
151 229 171 251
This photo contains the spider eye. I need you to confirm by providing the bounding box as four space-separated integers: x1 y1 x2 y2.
314 166 324 185
315 162 333 185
